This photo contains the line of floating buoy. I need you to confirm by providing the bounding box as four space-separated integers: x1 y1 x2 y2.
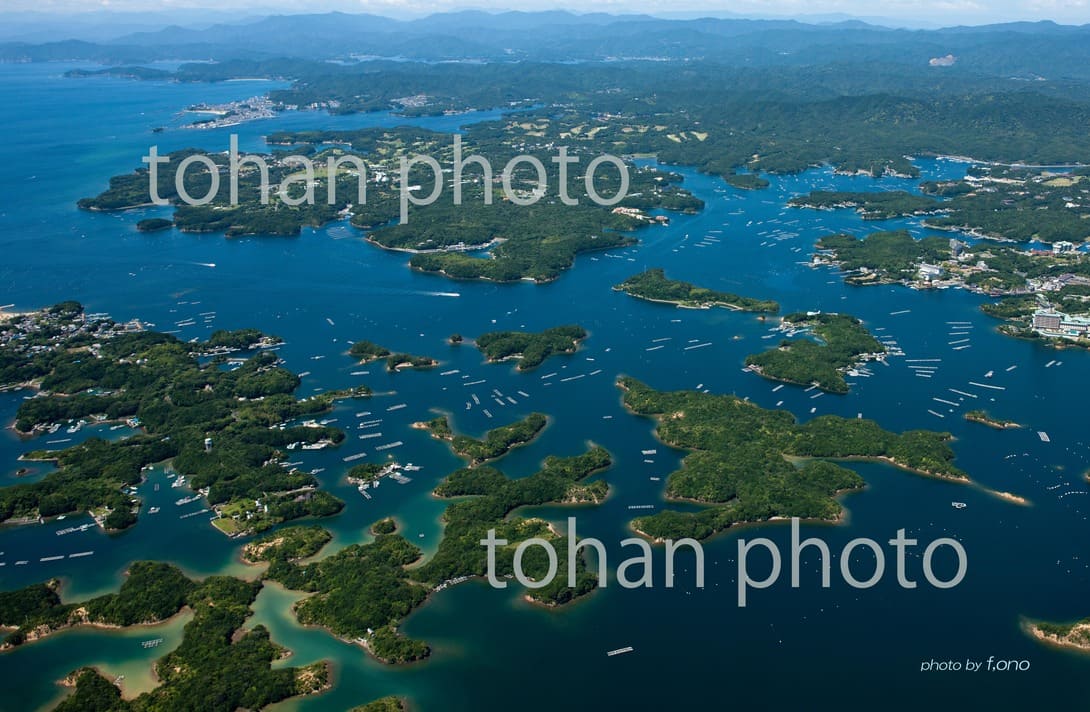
969 382 1005 390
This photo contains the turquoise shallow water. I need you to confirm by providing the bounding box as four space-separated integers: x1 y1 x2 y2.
1 63 1089 710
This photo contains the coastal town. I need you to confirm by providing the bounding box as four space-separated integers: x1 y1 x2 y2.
184 95 277 129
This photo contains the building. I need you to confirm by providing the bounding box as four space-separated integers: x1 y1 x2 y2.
918 263 944 280
1032 309 1090 339
1032 311 1063 331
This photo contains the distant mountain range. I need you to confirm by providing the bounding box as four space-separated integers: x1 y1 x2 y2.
3 10 1090 83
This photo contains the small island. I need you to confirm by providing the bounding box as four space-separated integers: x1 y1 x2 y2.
135 217 173 232
475 325 587 370
349 340 439 372
351 697 408 712
745 312 885 394
1025 617 1090 652
617 377 969 542
615 268 779 312
789 190 938 220
724 173 770 191
964 410 1022 429
419 412 547 464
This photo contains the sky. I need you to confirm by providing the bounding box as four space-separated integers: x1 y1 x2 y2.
3 0 1090 26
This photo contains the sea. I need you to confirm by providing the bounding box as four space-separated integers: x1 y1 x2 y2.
0 62 1088 711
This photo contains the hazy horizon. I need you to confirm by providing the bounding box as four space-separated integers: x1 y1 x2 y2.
2 1 1089 29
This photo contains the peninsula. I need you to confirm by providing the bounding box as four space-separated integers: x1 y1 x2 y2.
419 412 547 464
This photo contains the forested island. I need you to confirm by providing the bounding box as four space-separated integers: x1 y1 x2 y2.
964 410 1022 429
0 303 361 535
1025 617 1090 652
351 697 407 712
745 312 886 394
789 191 939 220
349 340 438 371
0 563 333 710
419 412 547 464
475 325 588 370
618 377 968 541
135 217 173 233
615 268 779 312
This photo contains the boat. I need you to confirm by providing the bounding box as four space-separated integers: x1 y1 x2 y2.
951 502 967 509
606 646 634 657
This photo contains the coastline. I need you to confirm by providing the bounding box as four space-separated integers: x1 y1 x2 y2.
1 606 194 655
1023 617 1090 654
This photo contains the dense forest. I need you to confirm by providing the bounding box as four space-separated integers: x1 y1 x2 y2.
0 304 353 532
815 230 954 284
619 377 966 541
745 312 886 394
348 340 438 371
475 325 588 370
422 412 548 464
3 565 331 711
615 268 779 312
789 191 939 220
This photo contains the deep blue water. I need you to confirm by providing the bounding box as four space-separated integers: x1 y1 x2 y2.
0 63 1088 711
